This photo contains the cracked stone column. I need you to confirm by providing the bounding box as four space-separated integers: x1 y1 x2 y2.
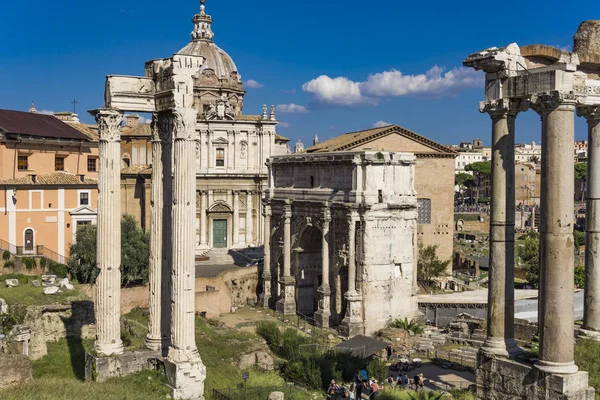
164 108 206 399
479 99 523 357
261 203 272 308
315 208 331 328
533 91 578 374
276 203 296 315
579 106 600 341
146 113 165 351
90 108 124 357
246 191 253 245
340 210 363 337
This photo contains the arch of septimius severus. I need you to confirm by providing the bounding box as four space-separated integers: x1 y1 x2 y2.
463 21 600 399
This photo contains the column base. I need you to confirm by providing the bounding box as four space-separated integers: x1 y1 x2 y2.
314 310 331 329
314 285 331 328
85 349 161 382
276 276 296 315
480 337 509 358
535 360 579 375
339 291 364 338
260 277 272 309
144 335 162 351
164 359 206 400
94 340 124 357
578 328 600 342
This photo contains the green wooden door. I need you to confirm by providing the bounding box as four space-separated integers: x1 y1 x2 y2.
213 220 228 248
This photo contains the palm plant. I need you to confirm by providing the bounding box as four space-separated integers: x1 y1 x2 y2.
389 317 425 335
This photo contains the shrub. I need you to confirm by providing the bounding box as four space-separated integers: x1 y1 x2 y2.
48 262 68 278
2 250 10 262
22 257 37 271
366 359 388 383
389 317 425 335
256 321 282 349
280 328 312 360
39 257 48 271
3 260 15 269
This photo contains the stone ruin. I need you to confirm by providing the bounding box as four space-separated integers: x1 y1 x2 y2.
463 20 600 399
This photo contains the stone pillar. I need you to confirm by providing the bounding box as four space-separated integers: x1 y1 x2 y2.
315 208 331 328
146 113 165 351
261 203 272 308
479 99 520 357
276 204 296 315
164 108 206 397
200 191 208 248
90 108 124 356
579 106 600 340
246 191 253 245
233 191 240 246
340 211 363 337
534 91 578 374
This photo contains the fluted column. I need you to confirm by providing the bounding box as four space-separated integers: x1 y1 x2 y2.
246 191 253 245
315 208 332 328
579 106 600 340
340 210 363 337
261 203 272 308
533 91 578 374
276 204 296 315
146 113 164 351
233 191 240 246
200 191 208 247
90 108 123 356
160 113 173 353
167 108 202 364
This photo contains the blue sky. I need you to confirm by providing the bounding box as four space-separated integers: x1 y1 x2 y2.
0 0 595 146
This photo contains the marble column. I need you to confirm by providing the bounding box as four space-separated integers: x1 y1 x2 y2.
90 108 124 356
200 191 208 248
340 211 363 337
246 191 253 245
146 113 165 351
261 203 272 308
276 204 296 315
315 208 331 328
479 99 520 357
233 191 240 246
534 91 578 374
166 108 205 371
579 106 600 340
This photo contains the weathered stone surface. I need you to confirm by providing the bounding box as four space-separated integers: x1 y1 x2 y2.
30 280 41 287
63 283 74 291
85 350 162 382
267 392 285 400
41 275 56 286
58 278 69 287
237 350 274 371
43 286 61 295
0 298 7 314
4 279 19 288
574 21 600 56
164 359 206 400
0 354 32 388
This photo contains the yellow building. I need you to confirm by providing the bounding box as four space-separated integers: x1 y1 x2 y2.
0 108 99 262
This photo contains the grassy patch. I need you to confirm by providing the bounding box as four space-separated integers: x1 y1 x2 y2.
0 275 87 306
575 339 600 399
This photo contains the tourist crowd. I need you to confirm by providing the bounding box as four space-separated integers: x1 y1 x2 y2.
326 370 427 399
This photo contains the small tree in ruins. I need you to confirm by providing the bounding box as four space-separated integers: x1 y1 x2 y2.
417 244 450 287
465 161 491 204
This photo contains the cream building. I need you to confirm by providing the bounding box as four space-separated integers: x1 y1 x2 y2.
0 108 99 262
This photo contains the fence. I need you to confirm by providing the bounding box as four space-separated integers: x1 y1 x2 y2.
411 349 477 370
0 238 68 264
212 385 302 400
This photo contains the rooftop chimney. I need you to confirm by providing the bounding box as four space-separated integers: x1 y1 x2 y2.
79 174 85 183
29 174 37 183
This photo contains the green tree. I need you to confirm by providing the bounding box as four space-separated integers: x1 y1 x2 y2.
455 172 475 204
68 214 149 285
517 231 540 287
575 265 585 289
417 245 450 287
574 229 586 248
465 161 491 204
575 162 587 202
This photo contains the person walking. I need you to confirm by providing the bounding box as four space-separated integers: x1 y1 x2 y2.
348 383 356 400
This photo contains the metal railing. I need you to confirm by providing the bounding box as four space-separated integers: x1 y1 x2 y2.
0 238 68 264
410 349 477 370
0 238 17 255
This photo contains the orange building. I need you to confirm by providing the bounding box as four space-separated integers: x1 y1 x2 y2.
0 108 99 262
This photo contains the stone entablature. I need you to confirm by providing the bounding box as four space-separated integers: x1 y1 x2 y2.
262 151 419 336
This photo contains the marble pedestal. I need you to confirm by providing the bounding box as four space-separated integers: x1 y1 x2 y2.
164 359 206 400
339 291 364 338
85 349 162 382
314 285 331 328
276 276 296 315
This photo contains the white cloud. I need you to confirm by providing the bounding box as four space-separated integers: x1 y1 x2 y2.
38 109 55 115
275 103 308 113
373 120 392 128
302 66 483 107
302 75 371 107
138 116 150 124
278 122 290 128
245 79 264 88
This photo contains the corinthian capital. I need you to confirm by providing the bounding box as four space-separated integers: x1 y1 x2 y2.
172 108 199 141
577 105 600 121
530 91 578 115
479 98 529 118
90 109 122 142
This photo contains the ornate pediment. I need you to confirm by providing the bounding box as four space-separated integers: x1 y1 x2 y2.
70 205 97 216
211 136 229 145
208 202 232 213
205 94 236 121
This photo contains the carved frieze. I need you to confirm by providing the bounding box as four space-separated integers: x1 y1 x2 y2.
172 108 199 140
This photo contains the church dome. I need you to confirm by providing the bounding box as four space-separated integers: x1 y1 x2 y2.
178 0 242 88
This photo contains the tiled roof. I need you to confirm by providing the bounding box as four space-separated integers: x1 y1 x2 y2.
69 123 99 141
0 109 92 141
275 133 289 142
121 165 152 175
237 115 263 122
122 124 151 137
306 125 457 156
0 172 98 186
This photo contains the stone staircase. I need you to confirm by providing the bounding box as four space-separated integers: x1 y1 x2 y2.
196 248 236 266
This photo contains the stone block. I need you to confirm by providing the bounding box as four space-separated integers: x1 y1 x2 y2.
85 350 162 383
0 354 32 388
30 280 41 287
43 286 61 295
268 392 285 400
0 298 7 314
164 359 206 400
546 371 590 395
4 279 19 287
